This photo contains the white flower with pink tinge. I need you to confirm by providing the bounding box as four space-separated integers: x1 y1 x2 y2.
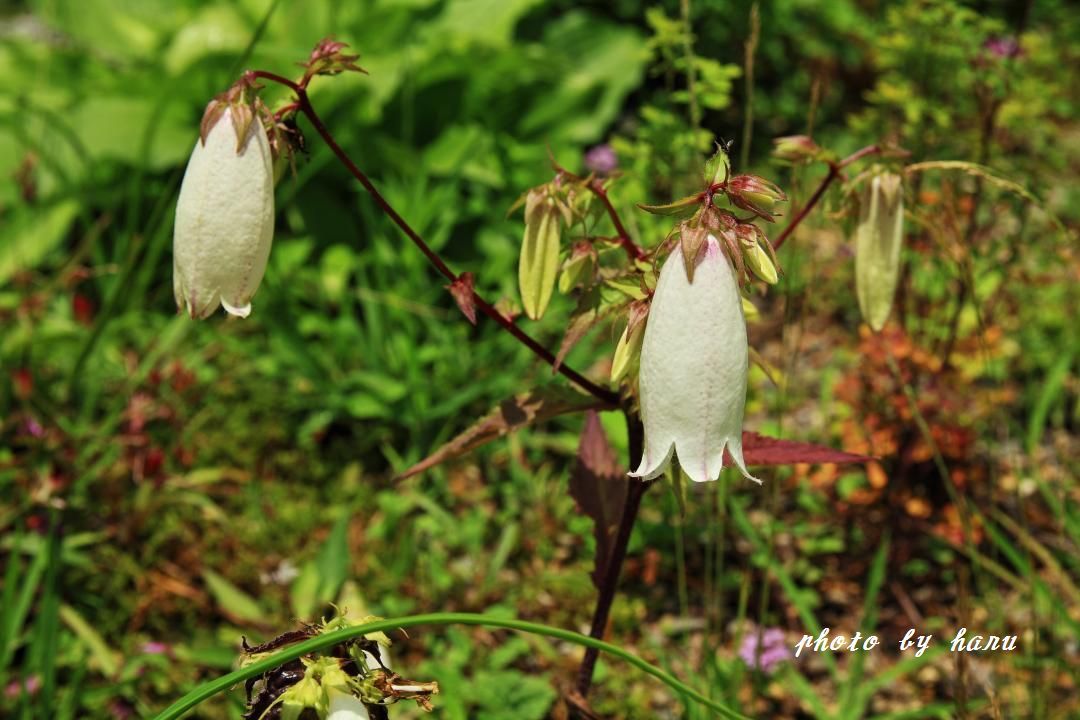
173 106 275 319
630 234 759 484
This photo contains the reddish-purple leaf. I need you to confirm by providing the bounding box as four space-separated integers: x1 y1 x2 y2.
738 432 872 466
396 387 606 480
447 272 477 325
569 411 629 588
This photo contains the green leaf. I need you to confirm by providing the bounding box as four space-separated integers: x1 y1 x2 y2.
0 201 78 284
58 605 119 676
202 569 264 624
291 513 351 620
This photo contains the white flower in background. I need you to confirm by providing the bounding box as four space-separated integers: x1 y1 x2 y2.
630 234 759 484
173 105 275 319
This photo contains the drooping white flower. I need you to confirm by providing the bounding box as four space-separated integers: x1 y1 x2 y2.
630 234 759 484
173 105 275 319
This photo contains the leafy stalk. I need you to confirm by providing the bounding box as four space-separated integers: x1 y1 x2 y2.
250 70 619 407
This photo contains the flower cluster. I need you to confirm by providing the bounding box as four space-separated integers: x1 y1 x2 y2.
625 153 786 484
629 231 759 484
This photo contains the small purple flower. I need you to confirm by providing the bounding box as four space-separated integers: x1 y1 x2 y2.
584 144 618 175
5 675 41 699
984 36 1021 59
25 417 44 438
141 641 171 655
739 627 789 673
110 699 137 720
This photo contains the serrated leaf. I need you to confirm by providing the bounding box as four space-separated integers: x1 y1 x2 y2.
740 432 872 466
397 387 606 479
569 411 629 588
519 206 561 320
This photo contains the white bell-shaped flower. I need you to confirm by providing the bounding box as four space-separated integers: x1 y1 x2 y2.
173 106 275 319
630 234 759 484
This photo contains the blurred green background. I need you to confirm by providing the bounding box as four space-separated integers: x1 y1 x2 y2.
2 0 1078 718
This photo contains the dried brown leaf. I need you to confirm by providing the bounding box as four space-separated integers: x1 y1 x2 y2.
396 387 605 480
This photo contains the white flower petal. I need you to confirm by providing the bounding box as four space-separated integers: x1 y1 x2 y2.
630 235 759 484
173 107 275 319
326 688 371 720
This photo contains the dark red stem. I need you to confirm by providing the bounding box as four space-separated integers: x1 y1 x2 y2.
575 410 649 699
588 180 647 261
264 77 619 406
772 144 881 250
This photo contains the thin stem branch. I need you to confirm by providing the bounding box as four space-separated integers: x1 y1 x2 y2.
587 180 646 261
248 70 300 92
263 77 619 406
576 409 650 698
772 144 882 251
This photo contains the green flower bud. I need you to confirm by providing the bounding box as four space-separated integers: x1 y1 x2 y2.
854 172 904 331
610 300 648 383
519 190 561 320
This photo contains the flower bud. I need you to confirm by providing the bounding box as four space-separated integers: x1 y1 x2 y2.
610 300 649 383
518 189 561 320
558 241 597 293
630 234 759 484
173 105 275 319
854 172 904 331
735 225 779 285
725 175 786 220
772 135 822 164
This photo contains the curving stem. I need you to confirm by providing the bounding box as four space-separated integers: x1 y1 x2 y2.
251 70 620 406
772 144 882 250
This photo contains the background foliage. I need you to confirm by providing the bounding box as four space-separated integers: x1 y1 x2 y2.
1 0 1077 718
